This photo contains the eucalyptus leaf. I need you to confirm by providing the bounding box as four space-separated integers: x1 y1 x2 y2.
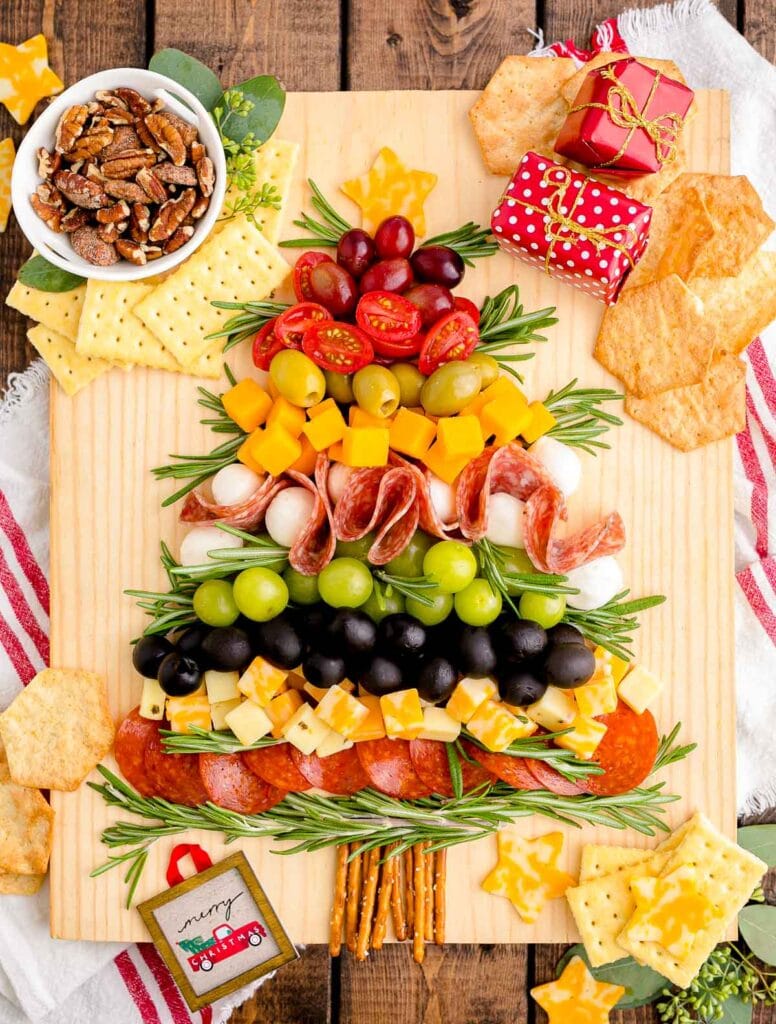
149 49 223 110
17 255 85 293
738 824 776 866
555 945 667 1009
220 75 285 145
719 994 753 1024
739 905 776 966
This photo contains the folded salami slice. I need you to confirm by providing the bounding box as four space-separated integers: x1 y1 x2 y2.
456 443 555 541
286 455 337 576
333 465 420 565
524 484 625 574
392 454 462 540
180 474 288 532
115 708 159 797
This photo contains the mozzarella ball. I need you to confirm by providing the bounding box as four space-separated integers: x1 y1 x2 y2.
565 556 624 611
265 487 316 548
179 525 243 566
427 473 457 525
211 463 263 506
484 492 526 548
328 463 353 505
529 436 582 497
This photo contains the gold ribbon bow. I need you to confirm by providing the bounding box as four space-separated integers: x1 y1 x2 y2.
569 64 685 168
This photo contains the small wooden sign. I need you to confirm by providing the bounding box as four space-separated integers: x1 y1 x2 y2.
138 851 298 1011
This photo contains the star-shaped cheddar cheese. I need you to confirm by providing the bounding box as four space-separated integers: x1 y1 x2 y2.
481 829 576 923
0 138 15 232
0 34 63 125
531 956 624 1024
625 865 723 959
341 147 437 236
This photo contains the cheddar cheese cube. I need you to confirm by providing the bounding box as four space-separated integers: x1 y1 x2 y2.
328 441 345 462
290 433 318 474
349 406 393 429
525 685 577 731
501 705 539 738
315 684 370 738
204 669 240 704
521 401 557 444
480 394 532 446
308 397 338 419
304 679 355 702
574 658 618 718
553 715 607 760
349 695 386 742
436 415 484 460
246 424 302 476
461 377 523 417
139 676 166 720
282 702 331 755
267 396 306 437
466 700 525 752
265 688 304 738
303 404 347 451
224 700 273 746
166 693 211 734
617 664 664 715
210 698 242 731
594 645 630 686
389 407 437 459
285 671 308 691
237 433 265 474
342 426 390 467
316 730 354 759
419 706 461 743
446 676 497 724
422 442 470 485
380 688 424 739
222 378 272 433
238 657 288 707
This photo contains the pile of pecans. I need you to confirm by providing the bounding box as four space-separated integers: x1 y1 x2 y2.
31 87 215 267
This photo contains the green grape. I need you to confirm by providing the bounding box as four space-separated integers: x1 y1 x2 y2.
423 540 478 594
192 579 239 627
518 591 566 629
361 586 405 623
335 533 376 562
318 557 374 608
283 566 320 605
497 546 535 595
454 578 502 626
386 531 436 578
251 533 289 572
406 589 453 626
232 567 289 621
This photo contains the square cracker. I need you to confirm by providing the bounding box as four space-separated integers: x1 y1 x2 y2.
469 55 578 175
27 323 112 397
618 814 766 988
579 846 651 883
6 280 86 343
0 668 114 792
625 352 746 451
215 138 299 245
689 252 776 356
133 215 290 366
0 743 53 876
683 174 775 278
76 280 180 371
594 275 716 397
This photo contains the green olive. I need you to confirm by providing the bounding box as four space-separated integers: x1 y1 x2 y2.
467 352 500 390
324 369 354 404
391 362 426 408
420 360 482 416
352 365 401 418
269 350 326 408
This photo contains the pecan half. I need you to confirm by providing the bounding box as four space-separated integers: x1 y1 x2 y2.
134 116 157 151
96 222 122 244
100 125 141 161
142 244 164 260
190 194 210 220
144 113 186 166
114 87 151 117
53 170 108 209
103 178 147 203
129 202 151 242
61 207 91 232
135 166 167 203
195 157 215 198
163 224 194 254
96 200 131 224
37 147 60 178
30 193 63 231
84 162 104 183
153 162 197 186
148 187 196 242
68 127 114 162
190 141 205 163
71 225 119 266
101 150 156 179
115 238 147 265
103 107 135 126
164 111 198 148
55 104 89 154
36 181 64 208
95 89 128 109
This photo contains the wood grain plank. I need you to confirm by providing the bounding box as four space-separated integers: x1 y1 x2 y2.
0 0 146 390
742 0 775 63
228 946 331 1024
542 0 738 46
153 0 341 91
346 0 537 90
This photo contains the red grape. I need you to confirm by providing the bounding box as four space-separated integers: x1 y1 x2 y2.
403 283 455 329
410 245 465 288
308 262 359 317
337 229 376 279
360 257 414 294
374 216 415 260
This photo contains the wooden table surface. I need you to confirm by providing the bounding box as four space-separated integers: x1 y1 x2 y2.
0 2 773 1022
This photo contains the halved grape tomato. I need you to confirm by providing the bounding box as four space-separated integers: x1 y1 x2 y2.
275 302 332 349
302 322 374 374
293 251 333 301
418 310 479 374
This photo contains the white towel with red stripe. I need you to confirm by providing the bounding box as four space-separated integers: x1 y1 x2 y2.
0 1 774 1020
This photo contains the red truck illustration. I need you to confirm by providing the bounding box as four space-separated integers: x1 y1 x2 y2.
179 921 267 972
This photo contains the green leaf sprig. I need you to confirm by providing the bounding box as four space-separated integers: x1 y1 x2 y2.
218 182 282 231
543 379 624 454
563 590 666 662
125 542 198 638
17 254 85 293
206 299 291 353
474 537 577 615
279 179 353 248
372 571 439 608
420 222 498 265
476 286 559 381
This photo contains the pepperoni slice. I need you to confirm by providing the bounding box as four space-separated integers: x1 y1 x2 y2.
243 744 311 793
583 702 659 796
180 475 289 532
290 747 370 795
356 738 433 799
332 465 420 565
286 456 336 576
409 739 492 797
198 753 285 813
145 731 209 806
114 707 159 796
523 484 626 574
460 739 544 790
526 758 587 796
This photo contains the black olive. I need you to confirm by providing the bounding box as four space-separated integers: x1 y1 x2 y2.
416 657 459 704
495 618 548 663
327 609 378 659
547 623 586 646
172 623 212 661
377 614 427 664
157 652 202 697
253 615 307 669
200 626 253 671
295 605 337 654
360 655 405 696
543 643 596 689
456 626 498 677
302 650 347 688
132 635 174 679
498 668 547 707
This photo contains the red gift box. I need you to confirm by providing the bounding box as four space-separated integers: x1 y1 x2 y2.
554 57 694 176
491 151 652 304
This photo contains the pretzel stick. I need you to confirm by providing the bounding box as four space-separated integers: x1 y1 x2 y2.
345 847 362 953
356 847 381 961
403 848 415 932
372 846 395 950
424 846 434 941
390 850 407 941
434 849 446 945
413 843 426 964
329 844 349 956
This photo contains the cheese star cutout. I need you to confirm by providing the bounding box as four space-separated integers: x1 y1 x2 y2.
531 956 624 1024
341 147 437 236
626 865 723 959
0 34 63 125
481 829 576 923
0 138 15 232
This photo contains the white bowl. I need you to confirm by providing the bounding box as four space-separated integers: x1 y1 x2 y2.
11 67 227 281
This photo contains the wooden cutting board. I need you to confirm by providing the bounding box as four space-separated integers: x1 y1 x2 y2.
49 89 734 943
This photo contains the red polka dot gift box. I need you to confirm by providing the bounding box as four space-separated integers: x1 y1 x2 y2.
490 151 652 304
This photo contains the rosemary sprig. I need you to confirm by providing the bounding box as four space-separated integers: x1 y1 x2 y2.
206 299 290 353
651 722 697 775
168 525 289 583
125 542 198 638
462 728 602 783
372 571 438 608
564 590 667 662
162 726 280 755
543 379 624 454
218 183 282 231
446 743 464 800
279 179 352 248
475 537 577 615
476 286 559 381
421 222 498 266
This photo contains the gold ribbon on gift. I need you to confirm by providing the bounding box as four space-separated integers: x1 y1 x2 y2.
569 64 686 168
499 163 639 275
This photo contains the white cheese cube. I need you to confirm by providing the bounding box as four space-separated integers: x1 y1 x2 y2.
316 730 354 758
224 700 272 746
139 676 166 720
554 716 607 760
446 676 498 724
380 689 424 739
618 665 664 715
315 684 370 738
210 698 242 730
466 700 525 752
204 669 241 704
282 703 332 755
525 686 577 731
419 706 461 743
166 693 211 734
